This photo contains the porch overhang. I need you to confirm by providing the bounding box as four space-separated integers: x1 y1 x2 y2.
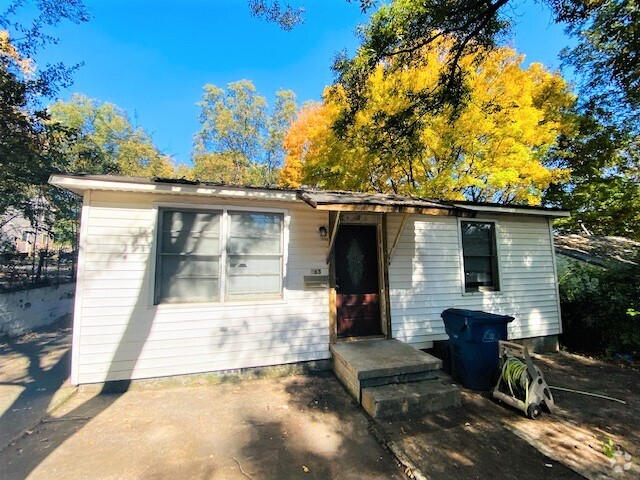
298 190 570 219
298 191 458 216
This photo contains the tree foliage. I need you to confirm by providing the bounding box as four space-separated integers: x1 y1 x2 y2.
252 0 639 125
559 256 640 355
45 95 177 247
561 0 640 124
0 1 88 225
258 0 640 236
193 80 297 185
545 105 640 239
49 94 176 178
248 0 305 31
0 59 68 225
281 42 575 204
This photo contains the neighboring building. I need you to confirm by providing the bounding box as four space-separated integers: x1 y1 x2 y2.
50 174 568 385
1 199 56 254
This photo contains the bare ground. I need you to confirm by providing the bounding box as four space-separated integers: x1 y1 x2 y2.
1 325 639 479
377 351 639 480
506 352 640 479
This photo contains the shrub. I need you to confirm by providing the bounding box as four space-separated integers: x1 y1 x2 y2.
559 255 640 356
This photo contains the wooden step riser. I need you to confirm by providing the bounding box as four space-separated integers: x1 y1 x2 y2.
360 370 441 389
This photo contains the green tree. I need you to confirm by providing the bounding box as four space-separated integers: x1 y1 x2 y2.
49 94 176 178
561 0 640 124
193 80 297 185
0 60 68 226
47 95 177 248
0 1 88 223
544 106 640 238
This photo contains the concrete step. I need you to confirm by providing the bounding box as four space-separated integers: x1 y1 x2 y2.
361 378 461 420
331 339 443 401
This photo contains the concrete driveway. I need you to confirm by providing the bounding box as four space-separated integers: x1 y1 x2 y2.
0 371 403 479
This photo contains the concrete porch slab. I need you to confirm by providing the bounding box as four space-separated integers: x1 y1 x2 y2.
330 339 442 380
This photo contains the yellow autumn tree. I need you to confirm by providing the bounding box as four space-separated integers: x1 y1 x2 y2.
281 41 575 204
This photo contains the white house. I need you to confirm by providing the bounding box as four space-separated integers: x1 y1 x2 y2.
49 174 568 385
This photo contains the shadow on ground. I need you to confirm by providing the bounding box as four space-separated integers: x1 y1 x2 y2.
0 319 72 449
505 352 640 479
378 389 582 480
0 371 402 479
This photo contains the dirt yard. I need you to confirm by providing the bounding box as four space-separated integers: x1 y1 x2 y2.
378 351 639 480
508 352 640 479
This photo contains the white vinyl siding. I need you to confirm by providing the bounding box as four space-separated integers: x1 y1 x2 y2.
72 191 330 385
387 214 561 348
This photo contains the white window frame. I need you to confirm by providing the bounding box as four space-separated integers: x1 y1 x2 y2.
224 209 285 302
457 218 502 295
150 202 289 307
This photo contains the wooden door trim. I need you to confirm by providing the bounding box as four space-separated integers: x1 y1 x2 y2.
329 216 389 343
329 211 338 344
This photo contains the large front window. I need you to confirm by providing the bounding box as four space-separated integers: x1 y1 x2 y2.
461 221 499 292
155 208 283 304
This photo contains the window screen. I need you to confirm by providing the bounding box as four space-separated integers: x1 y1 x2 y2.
461 221 499 292
155 209 221 303
226 212 283 298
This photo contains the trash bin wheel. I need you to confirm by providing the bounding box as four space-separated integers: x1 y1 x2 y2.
526 403 542 420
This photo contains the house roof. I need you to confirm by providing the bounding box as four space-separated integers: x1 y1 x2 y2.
555 234 640 267
48 173 570 218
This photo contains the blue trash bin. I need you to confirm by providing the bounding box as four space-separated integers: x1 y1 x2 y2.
441 308 514 391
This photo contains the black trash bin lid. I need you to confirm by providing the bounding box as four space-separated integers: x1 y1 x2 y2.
441 309 514 332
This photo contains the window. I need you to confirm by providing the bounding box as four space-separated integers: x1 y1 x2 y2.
226 212 283 299
154 208 284 304
461 221 499 292
155 209 222 303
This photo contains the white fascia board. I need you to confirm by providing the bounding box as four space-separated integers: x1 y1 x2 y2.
48 174 300 202
453 203 570 218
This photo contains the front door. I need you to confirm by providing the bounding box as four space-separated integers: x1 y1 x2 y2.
334 225 382 338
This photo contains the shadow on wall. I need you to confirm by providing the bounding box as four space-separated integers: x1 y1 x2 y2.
0 202 332 476
387 217 461 344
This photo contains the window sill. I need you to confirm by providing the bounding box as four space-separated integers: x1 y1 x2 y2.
462 289 502 297
152 297 287 310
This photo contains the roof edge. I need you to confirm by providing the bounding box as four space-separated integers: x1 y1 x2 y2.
48 174 301 202
48 174 571 218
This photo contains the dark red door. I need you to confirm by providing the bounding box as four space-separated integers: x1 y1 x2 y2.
335 225 381 338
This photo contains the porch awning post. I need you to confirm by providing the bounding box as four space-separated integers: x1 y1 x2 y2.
387 212 409 265
325 211 341 264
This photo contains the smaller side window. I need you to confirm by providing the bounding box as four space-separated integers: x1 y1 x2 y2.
461 221 499 292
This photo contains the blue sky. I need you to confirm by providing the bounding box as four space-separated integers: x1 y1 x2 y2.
31 0 573 166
